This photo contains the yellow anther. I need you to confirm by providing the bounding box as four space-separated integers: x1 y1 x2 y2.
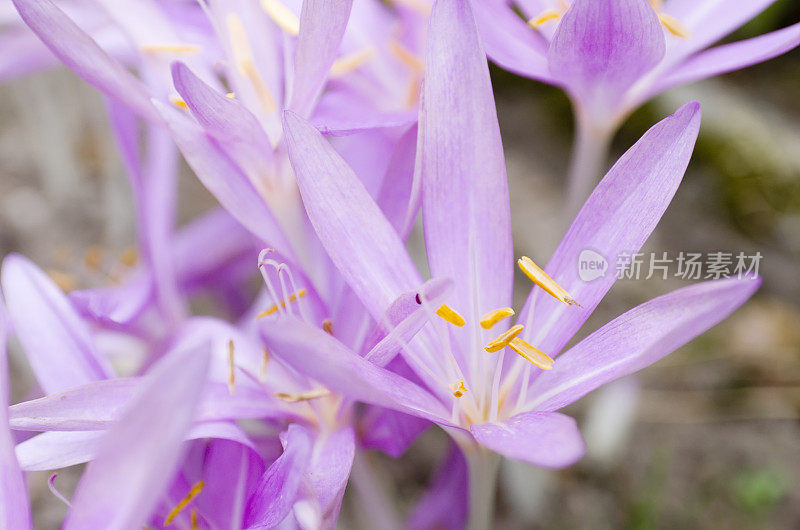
389 40 424 72
227 339 236 397
259 347 270 382
657 13 690 38
47 270 78 292
322 319 334 335
449 380 467 398
436 304 466 327
484 324 524 353
330 47 377 78
256 289 308 318
84 245 103 271
225 92 236 99
508 337 554 370
169 95 189 109
190 510 198 530
649 0 664 9
480 307 515 329
528 9 562 29
164 481 204 526
260 0 300 35
518 256 580 307
119 247 138 267
227 14 276 114
275 388 330 403
140 43 201 55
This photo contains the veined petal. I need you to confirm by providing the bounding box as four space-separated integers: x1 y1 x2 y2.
548 0 665 117
375 124 420 240
11 0 159 121
306 426 355 523
261 316 453 425
526 277 761 412
420 0 513 318
1 254 113 394
289 0 354 117
63 342 210 529
471 411 585 468
0 301 32 529
283 111 422 319
649 22 800 101
519 102 701 357
244 424 313 528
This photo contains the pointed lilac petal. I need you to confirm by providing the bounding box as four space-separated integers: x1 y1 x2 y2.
548 0 665 116
471 411 585 468
407 443 467 530
11 0 159 121
171 61 276 185
283 111 422 319
519 102 702 357
1 254 113 394
69 274 153 328
471 0 554 82
261 316 452 425
375 124 419 240
245 424 313 528
63 343 210 529
660 0 777 68
0 302 32 529
289 0 354 117
307 426 355 522
421 0 513 318
650 22 800 99
526 277 760 412
153 99 296 259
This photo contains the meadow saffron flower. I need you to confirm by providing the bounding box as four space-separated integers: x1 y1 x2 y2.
267 0 760 525
472 0 800 209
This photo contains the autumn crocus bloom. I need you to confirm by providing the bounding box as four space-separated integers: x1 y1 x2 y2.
473 0 800 210
265 0 760 526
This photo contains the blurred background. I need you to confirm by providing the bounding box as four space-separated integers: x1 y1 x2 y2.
1 0 799 528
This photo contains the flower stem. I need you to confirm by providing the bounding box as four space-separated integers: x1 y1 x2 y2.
563 111 614 226
464 446 500 530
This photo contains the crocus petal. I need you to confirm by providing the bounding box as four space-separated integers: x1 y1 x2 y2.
1 254 113 394
245 424 313 528
649 22 800 101
289 0 354 117
548 0 665 118
0 302 32 529
420 0 513 318
63 342 210 529
153 99 297 260
526 277 761 412
407 443 468 530
660 0 777 69
283 111 421 319
375 123 419 240
470 0 554 82
307 426 355 522
11 0 158 121
261 316 452 425
519 102 702 357
471 411 585 468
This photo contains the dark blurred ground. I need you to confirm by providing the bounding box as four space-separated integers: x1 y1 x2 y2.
1 2 799 529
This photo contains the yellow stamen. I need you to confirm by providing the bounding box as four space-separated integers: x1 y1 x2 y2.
484 324 524 353
658 13 690 38
449 380 467 398
518 256 580 306
256 289 308 318
436 304 466 327
330 47 377 78
275 388 330 403
164 481 204 526
260 0 300 35
528 9 562 29
227 14 276 114
170 95 189 109
480 307 515 329
119 247 138 267
322 319 333 335
508 337 554 370
140 43 201 55
48 270 78 292
225 92 236 99
259 347 270 382
227 339 235 396
389 40 424 72
84 245 103 271
190 510 198 530
649 0 664 10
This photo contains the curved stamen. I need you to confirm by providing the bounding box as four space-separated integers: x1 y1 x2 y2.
518 256 581 306
165 481 204 526
480 307 515 329
435 304 466 327
508 338 554 370
484 324 524 353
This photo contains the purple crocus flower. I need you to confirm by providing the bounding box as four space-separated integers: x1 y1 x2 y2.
473 0 800 209
266 0 760 525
